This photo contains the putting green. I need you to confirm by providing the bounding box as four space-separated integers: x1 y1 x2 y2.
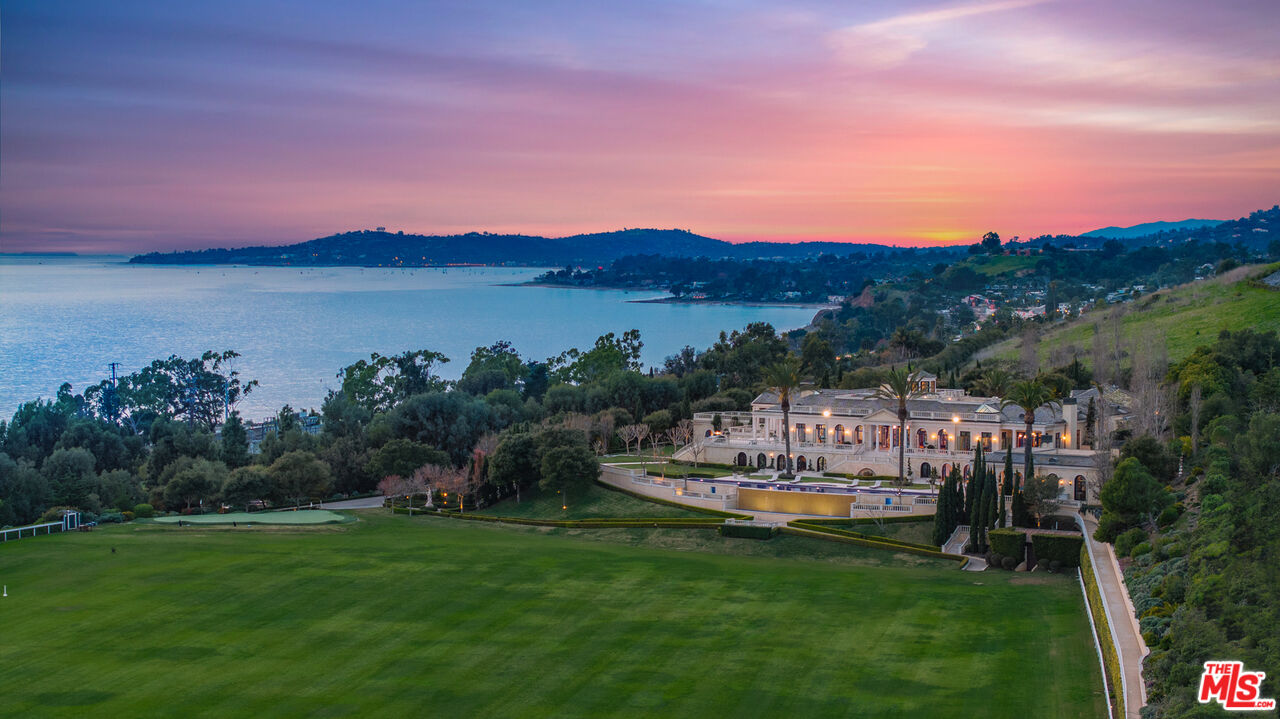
149 510 350 525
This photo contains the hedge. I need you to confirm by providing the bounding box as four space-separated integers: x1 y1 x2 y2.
719 524 777 540
989 529 1026 563
647 469 721 479
781 525 962 562
788 520 945 553
592 481 751 519
821 472 901 483
1032 534 1083 568
1080 545 1124 718
397 507 726 530
796 515 933 527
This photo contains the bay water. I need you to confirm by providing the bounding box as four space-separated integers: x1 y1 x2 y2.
0 256 817 420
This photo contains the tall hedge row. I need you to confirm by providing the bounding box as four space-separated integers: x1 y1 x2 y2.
989 528 1026 563
1032 534 1083 568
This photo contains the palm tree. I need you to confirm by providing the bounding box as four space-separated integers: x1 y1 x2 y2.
977 367 1015 398
874 367 928 487
763 357 804 479
1000 379 1061 490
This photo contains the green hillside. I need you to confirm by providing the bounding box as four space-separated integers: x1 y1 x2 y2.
981 263 1280 369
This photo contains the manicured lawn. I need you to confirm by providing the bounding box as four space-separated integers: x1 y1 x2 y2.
649 462 734 477
0 512 1105 718
818 518 938 546
149 510 351 525
475 483 707 520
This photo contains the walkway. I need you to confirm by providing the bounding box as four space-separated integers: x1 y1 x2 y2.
320 496 386 510
1080 514 1148 719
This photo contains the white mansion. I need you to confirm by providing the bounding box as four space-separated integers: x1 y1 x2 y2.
688 372 1125 504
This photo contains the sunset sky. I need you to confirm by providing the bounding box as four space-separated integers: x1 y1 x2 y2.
2 0 1278 252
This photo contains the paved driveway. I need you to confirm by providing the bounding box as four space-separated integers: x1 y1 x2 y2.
320 496 386 510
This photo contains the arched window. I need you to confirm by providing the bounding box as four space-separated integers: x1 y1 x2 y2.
855 425 864 444
736 452 747 467
942 463 951 478
835 425 846 444
757 453 767 468
705 429 713 437
938 430 949 450
917 428 928 448
1074 475 1087 501
816 457 827 471
920 461 931 479
963 464 971 479
796 456 808 471
776 455 788 470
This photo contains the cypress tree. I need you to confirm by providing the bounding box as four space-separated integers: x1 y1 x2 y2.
998 482 1007 527
948 468 963 529
969 470 987 552
1003 447 1015 495
963 471 976 525
932 474 953 547
986 469 999 531
1012 490 1030 528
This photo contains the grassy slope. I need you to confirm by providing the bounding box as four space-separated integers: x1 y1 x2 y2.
475 483 706 520
982 263 1280 368
967 254 1040 276
0 512 1104 718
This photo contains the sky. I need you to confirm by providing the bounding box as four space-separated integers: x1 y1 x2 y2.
2 0 1278 253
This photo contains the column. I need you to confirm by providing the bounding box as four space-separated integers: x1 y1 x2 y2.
1063 397 1078 448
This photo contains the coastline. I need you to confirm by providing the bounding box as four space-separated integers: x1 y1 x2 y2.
514 281 838 310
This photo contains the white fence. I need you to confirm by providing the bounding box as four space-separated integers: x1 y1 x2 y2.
1 511 82 543
851 503 913 514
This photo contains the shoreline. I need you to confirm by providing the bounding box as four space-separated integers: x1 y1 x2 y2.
514 282 837 309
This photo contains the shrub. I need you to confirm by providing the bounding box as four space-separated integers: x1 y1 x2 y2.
1130 542 1152 557
98 512 125 524
121 511 135 522
1036 558 1050 571
1093 512 1126 542
1114 527 1147 556
134 503 155 518
1001 555 1017 570
1031 534 1084 568
38 506 77 524
989 528 1025 562
1049 560 1063 573
718 524 777 540
989 552 1004 568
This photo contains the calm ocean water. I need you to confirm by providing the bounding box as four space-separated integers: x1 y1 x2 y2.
0 256 816 420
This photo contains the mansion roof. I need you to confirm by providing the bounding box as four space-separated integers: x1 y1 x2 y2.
752 386 1126 425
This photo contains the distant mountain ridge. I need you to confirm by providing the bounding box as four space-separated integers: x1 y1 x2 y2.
1081 218 1222 239
130 205 1278 267
128 228 943 267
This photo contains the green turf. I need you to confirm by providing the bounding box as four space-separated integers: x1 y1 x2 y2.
982 263 1280 368
649 462 734 476
0 511 1105 718
148 510 350 525
813 518 938 545
475 483 706 520
966 254 1040 277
